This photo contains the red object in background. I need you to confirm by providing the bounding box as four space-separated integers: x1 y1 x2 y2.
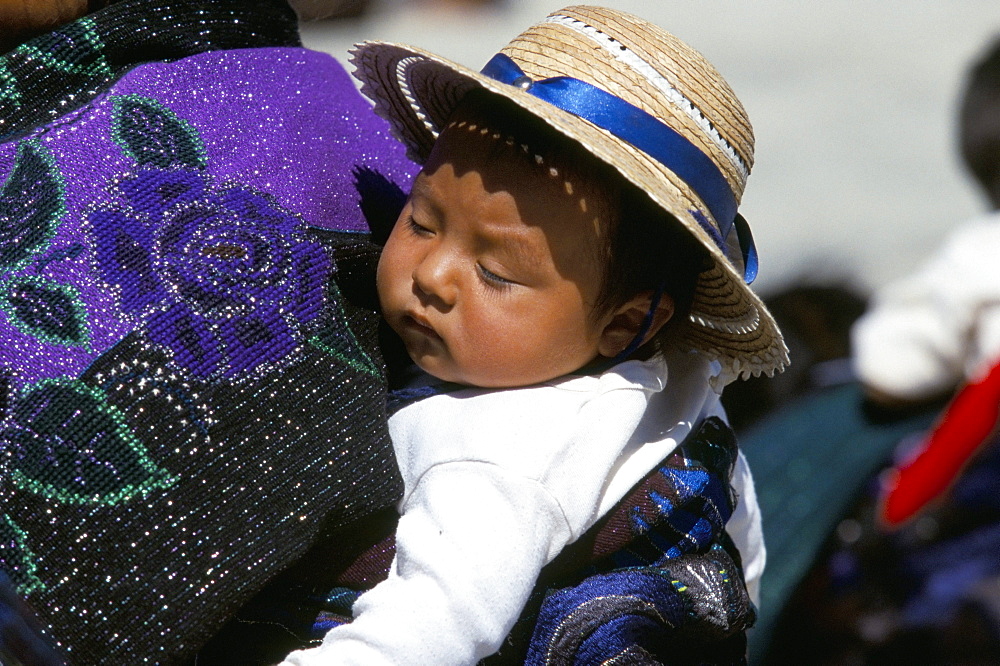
880 359 1000 526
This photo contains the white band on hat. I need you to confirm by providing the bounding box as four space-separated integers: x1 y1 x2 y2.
544 14 749 183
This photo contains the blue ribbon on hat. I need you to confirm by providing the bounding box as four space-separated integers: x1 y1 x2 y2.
480 52 757 283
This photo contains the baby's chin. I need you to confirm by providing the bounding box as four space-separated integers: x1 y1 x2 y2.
413 356 603 390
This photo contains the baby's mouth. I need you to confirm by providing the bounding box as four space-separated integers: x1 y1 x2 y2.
402 313 441 340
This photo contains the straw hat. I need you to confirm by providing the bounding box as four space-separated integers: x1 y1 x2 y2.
351 5 788 378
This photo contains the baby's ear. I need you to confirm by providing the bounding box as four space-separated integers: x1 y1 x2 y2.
597 291 675 358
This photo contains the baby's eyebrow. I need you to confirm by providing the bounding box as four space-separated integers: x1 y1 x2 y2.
407 174 446 218
476 221 545 269
409 174 433 201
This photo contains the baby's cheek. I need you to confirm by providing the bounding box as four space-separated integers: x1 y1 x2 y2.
376 249 406 311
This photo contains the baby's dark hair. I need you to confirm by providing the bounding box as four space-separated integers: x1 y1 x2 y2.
448 89 711 354
960 36 1000 209
605 178 711 353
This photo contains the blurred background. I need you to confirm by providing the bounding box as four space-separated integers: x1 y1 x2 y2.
298 0 1000 297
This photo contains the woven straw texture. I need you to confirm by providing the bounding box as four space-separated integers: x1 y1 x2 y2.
352 5 789 378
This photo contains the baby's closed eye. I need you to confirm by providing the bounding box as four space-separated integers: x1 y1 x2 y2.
407 216 434 236
477 263 516 289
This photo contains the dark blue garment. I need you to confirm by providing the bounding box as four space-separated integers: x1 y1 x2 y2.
0 572 64 666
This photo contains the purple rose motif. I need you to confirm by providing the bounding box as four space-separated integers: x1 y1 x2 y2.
91 167 330 380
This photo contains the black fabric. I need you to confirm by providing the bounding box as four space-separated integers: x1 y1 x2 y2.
2 228 404 663
190 506 401 666
0 0 300 142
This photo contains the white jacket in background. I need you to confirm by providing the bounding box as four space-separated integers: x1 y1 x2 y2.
853 211 1000 401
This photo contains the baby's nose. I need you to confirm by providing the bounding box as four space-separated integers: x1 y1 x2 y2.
412 252 458 306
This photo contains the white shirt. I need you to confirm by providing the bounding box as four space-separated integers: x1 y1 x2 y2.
282 349 764 665
852 211 1000 400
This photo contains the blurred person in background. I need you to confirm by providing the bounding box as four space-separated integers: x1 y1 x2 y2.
288 0 372 20
852 37 1000 412
287 0 505 22
758 36 1000 665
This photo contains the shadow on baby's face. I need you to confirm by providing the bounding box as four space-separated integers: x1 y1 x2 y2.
375 118 624 388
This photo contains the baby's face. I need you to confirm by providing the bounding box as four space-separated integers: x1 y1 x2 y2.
377 123 614 388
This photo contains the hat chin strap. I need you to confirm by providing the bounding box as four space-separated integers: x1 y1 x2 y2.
612 282 666 364
577 282 665 376
480 53 757 284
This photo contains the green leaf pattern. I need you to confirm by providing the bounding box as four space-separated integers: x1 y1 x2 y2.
0 275 90 348
308 278 379 377
0 514 45 595
0 140 65 273
0 139 91 346
0 94 208 596
111 95 207 169
2 379 177 505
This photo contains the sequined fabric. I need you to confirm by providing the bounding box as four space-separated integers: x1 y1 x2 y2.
0 2 416 662
0 0 300 141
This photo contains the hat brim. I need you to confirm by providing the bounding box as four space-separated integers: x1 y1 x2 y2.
351 41 788 378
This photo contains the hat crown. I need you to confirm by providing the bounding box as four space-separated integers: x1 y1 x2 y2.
500 5 752 201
